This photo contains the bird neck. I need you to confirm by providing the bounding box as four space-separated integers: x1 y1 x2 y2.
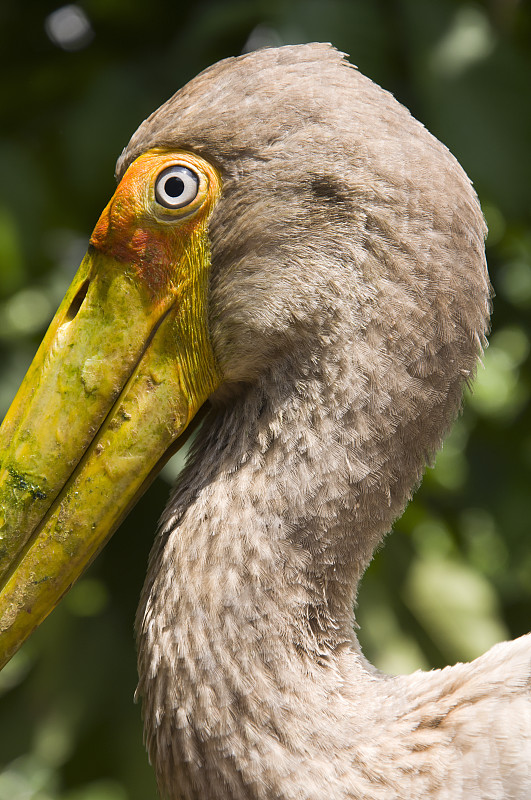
135 344 442 797
152 349 420 652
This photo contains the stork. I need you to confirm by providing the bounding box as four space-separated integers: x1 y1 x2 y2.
1 44 530 800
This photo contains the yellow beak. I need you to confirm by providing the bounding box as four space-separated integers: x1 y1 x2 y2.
0 149 222 669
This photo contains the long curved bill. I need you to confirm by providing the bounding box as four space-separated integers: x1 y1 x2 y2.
0 149 222 669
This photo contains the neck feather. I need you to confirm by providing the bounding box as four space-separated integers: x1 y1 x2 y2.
135 325 469 797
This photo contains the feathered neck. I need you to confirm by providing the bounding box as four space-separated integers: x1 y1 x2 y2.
135 314 475 798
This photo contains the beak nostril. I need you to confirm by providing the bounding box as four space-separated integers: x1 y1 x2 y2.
64 280 90 323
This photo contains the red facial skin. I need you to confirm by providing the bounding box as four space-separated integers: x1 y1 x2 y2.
90 149 220 299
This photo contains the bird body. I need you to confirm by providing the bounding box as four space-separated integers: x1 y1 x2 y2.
1 43 530 799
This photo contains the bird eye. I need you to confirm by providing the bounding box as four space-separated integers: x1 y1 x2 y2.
154 165 200 209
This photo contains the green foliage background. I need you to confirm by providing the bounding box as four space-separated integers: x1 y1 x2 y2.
0 1 530 798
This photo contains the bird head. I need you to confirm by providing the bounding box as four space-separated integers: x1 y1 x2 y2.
0 44 489 669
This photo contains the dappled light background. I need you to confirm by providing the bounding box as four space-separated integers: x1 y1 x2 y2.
0 1 530 798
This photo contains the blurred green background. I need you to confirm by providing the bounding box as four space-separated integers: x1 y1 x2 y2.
0 0 530 798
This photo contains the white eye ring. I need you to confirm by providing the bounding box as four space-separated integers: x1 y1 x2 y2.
155 165 200 209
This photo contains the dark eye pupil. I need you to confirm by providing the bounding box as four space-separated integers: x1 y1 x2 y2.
165 176 185 198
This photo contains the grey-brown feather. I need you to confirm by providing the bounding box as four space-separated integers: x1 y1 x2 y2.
118 44 531 799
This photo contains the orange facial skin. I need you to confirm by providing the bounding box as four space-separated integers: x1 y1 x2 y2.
90 149 221 299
